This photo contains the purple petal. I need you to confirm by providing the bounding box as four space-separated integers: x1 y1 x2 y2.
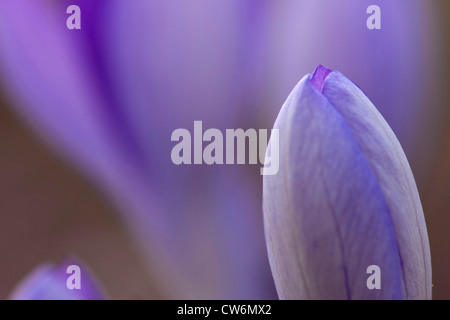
0 0 148 199
263 67 431 299
321 70 432 299
9 260 105 300
311 65 332 92
97 0 276 299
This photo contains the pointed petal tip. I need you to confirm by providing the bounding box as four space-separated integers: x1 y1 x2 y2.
311 65 332 93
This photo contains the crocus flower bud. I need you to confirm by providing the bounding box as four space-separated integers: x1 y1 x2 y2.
9 260 105 300
263 65 431 300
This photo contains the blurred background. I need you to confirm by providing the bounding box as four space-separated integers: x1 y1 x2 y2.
0 0 449 299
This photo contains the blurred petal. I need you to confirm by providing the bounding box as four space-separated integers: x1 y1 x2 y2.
263 66 431 299
0 0 149 200
99 0 277 299
0 0 275 299
9 260 105 300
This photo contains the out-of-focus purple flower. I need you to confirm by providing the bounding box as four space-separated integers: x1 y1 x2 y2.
263 1 441 168
0 0 275 299
0 1 439 299
263 65 432 300
9 260 105 300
